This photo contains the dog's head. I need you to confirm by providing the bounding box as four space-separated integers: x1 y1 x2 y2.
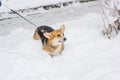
43 25 66 46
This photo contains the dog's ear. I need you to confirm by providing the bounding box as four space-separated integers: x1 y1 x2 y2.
59 25 65 32
43 32 51 39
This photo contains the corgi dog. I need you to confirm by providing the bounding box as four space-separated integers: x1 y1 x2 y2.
33 25 66 57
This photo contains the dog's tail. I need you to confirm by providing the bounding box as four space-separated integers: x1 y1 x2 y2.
33 29 40 40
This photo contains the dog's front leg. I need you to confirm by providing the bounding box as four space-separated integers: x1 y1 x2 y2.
49 53 54 58
59 44 64 55
43 45 55 58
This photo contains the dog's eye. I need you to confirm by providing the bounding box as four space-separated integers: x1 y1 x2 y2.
57 34 61 37
63 33 64 36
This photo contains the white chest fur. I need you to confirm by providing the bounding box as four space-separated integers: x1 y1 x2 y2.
54 44 62 56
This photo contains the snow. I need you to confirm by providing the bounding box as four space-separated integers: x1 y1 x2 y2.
0 0 75 13
0 1 120 80
109 0 120 10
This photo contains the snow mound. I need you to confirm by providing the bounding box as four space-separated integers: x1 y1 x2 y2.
0 13 120 80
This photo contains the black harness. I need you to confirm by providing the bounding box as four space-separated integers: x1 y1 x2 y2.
37 26 54 45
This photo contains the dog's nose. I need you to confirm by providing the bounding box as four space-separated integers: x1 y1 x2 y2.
63 38 67 41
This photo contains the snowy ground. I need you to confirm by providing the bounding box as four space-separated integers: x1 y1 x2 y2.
0 1 120 80
0 0 75 12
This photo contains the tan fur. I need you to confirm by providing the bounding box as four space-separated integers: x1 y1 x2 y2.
33 30 40 40
33 25 65 57
43 42 64 57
